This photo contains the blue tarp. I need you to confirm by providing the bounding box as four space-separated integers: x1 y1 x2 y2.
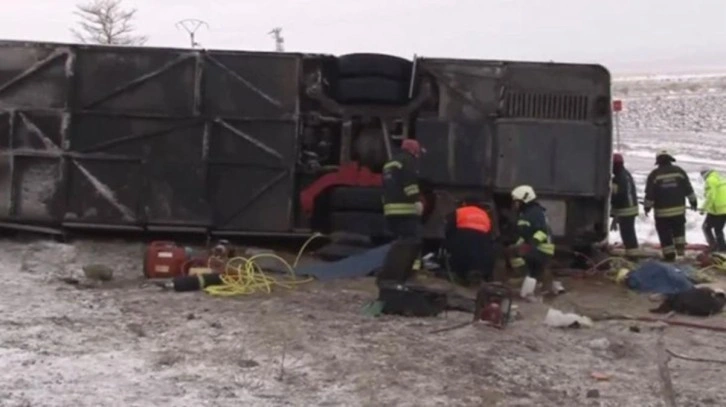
295 244 392 281
626 260 694 295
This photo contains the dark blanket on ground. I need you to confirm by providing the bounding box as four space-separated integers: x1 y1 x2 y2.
650 287 726 316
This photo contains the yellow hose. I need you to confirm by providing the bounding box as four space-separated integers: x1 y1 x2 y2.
203 233 325 297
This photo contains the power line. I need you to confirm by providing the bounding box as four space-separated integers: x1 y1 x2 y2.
175 19 209 48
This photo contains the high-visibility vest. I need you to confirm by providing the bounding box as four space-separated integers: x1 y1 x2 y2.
455 206 492 233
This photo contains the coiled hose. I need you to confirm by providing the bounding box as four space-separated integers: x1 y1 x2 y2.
203 233 325 297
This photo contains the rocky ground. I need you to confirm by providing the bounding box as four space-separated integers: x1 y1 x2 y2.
3 74 726 407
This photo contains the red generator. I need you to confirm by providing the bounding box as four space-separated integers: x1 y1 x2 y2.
144 241 188 279
475 283 513 329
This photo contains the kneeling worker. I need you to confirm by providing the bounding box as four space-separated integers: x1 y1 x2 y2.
444 196 495 286
508 185 559 294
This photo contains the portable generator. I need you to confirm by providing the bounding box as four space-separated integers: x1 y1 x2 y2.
474 283 513 329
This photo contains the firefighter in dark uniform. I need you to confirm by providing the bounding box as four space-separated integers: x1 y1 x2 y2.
508 185 557 293
382 139 425 269
610 153 640 258
444 196 495 286
644 151 697 261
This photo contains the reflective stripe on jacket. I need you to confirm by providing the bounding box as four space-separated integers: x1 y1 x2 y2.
644 164 697 218
382 152 420 216
455 206 492 233
702 171 726 215
611 166 639 217
515 202 555 256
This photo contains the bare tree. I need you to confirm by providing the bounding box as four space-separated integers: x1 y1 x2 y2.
71 0 148 46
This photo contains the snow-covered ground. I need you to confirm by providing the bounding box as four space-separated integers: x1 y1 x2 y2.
3 239 726 407
609 74 726 247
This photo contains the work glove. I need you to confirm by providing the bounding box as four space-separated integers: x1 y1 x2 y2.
610 219 619 232
414 201 424 216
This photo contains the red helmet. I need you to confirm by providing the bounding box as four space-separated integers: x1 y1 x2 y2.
401 139 425 157
613 153 624 165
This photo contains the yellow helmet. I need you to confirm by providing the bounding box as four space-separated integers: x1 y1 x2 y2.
615 268 631 284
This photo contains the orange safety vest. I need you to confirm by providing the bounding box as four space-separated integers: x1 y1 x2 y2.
455 206 492 233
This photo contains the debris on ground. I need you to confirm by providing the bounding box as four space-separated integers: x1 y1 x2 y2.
544 308 594 328
590 371 611 381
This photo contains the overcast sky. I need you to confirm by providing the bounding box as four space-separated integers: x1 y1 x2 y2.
3 0 725 75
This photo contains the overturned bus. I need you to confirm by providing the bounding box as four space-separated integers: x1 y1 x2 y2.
0 40 612 246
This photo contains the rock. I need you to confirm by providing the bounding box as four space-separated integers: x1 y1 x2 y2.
238 359 260 368
586 389 600 398
588 338 611 350
127 323 146 337
82 264 114 281
155 353 181 367
629 325 641 333
59 277 80 285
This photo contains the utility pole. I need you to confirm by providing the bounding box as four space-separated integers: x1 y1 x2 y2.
268 27 284 52
176 19 209 48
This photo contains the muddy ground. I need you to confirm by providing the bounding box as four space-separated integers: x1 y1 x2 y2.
1 238 726 407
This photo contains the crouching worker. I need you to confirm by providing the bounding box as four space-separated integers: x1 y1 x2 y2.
507 185 560 295
444 196 495 286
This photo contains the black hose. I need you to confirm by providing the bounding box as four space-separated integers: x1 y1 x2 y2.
172 273 224 292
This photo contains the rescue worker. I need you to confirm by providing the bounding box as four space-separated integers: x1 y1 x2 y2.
507 185 558 294
382 139 426 269
443 196 495 286
610 153 640 258
643 151 697 261
699 168 726 252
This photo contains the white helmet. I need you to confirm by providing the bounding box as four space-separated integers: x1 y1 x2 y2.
511 185 536 204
